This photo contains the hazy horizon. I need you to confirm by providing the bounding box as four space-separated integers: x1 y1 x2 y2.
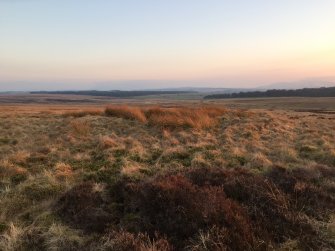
1 77 335 92
1 1 335 91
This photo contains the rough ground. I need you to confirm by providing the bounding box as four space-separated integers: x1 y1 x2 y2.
0 104 334 250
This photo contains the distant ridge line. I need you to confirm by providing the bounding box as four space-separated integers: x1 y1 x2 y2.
204 87 335 99
30 90 196 98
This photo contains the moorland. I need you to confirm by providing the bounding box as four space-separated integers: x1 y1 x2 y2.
0 94 334 250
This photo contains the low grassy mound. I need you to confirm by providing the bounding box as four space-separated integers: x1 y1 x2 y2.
105 105 227 129
105 105 147 123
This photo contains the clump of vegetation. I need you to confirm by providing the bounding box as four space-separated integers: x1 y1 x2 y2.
105 105 227 129
70 119 91 136
55 182 115 233
145 106 226 129
53 166 335 250
0 160 28 184
105 105 147 123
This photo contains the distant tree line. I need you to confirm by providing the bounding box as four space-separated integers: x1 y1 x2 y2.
204 87 335 99
31 90 195 98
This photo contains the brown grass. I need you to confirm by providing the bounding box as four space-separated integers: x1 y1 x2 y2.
55 163 73 180
70 119 91 136
0 160 28 182
105 105 227 129
62 109 103 117
105 105 147 123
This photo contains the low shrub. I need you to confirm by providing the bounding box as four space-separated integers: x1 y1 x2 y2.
54 182 116 233
55 166 335 250
187 166 335 249
129 175 255 250
266 166 335 220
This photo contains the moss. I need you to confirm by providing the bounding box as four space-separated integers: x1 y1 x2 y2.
0 138 9 144
10 173 28 185
129 153 145 163
299 145 319 155
147 149 163 164
0 223 8 233
299 145 335 166
227 155 247 167
120 213 143 231
22 181 63 202
113 148 127 158
162 150 192 167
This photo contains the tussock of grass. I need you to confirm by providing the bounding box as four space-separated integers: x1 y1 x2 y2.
55 163 73 180
0 223 24 251
70 119 91 136
105 105 147 123
43 223 84 251
105 105 227 129
0 160 28 184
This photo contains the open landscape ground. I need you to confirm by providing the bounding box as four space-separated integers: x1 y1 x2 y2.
0 97 334 250
1 94 335 111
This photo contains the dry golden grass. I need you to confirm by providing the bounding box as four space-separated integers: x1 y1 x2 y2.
145 106 227 129
9 151 30 165
0 223 25 251
105 105 227 129
0 160 28 180
105 105 147 123
55 163 73 180
62 109 103 117
99 135 118 148
70 119 91 136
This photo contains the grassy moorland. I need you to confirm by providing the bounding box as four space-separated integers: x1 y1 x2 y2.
0 104 334 250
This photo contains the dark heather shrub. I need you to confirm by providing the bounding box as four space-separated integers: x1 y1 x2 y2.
55 182 114 233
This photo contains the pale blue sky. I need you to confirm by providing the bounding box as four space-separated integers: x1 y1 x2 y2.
1 0 335 90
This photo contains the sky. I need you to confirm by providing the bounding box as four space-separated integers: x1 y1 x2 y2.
1 0 335 91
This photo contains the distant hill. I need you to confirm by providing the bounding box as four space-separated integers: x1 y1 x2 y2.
259 80 335 90
204 87 335 99
141 87 261 94
30 90 195 98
